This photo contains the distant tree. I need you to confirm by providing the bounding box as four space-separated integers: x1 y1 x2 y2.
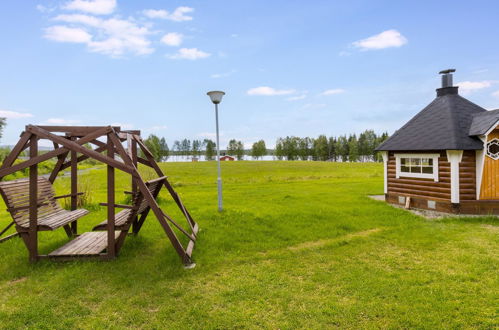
328 137 337 161
228 139 245 160
0 117 6 140
337 135 349 162
204 139 216 160
251 140 267 159
275 138 284 160
348 134 359 162
235 141 244 160
180 139 191 156
313 135 329 161
298 137 312 160
227 139 238 157
143 134 162 162
192 139 202 158
159 137 169 161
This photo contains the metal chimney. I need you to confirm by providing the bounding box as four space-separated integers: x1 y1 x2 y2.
439 69 455 88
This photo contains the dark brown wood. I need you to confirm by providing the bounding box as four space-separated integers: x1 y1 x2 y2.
130 137 138 233
0 125 199 265
0 232 20 243
34 125 120 134
99 203 134 209
106 134 116 259
26 126 134 174
0 126 111 178
49 150 69 183
70 136 78 235
29 136 38 262
0 131 31 171
54 192 83 200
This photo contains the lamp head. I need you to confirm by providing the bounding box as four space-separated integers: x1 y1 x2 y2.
207 91 225 104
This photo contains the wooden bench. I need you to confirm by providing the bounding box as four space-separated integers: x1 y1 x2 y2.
92 178 164 231
0 177 88 234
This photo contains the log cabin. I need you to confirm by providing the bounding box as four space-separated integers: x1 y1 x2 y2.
376 69 499 215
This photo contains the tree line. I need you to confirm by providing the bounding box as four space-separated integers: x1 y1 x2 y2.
142 129 388 162
275 130 389 162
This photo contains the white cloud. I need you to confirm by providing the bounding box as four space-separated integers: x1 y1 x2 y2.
320 88 345 96
352 29 407 50
286 94 307 101
457 80 494 94
36 4 55 13
211 70 236 79
51 14 153 57
168 48 210 60
44 118 80 125
160 32 183 46
150 125 168 131
44 25 92 43
0 110 34 119
491 90 499 98
143 6 194 22
247 86 296 96
63 0 116 15
142 9 168 19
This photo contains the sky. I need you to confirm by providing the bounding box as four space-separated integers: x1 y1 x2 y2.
1 0 499 148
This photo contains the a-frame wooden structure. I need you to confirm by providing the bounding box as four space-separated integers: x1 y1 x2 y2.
0 125 198 266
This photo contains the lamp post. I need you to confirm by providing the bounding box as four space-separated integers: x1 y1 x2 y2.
207 91 225 212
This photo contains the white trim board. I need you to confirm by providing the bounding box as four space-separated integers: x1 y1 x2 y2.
394 153 440 182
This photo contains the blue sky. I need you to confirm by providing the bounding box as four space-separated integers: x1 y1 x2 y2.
1 0 499 148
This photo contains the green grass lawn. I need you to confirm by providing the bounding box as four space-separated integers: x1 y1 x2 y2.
0 161 497 329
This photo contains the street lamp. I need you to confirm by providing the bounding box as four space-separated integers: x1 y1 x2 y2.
207 90 225 212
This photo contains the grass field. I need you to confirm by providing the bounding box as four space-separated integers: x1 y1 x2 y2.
0 161 497 329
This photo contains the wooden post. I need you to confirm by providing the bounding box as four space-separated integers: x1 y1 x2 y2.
28 136 38 262
107 135 116 259
70 136 78 234
130 137 139 233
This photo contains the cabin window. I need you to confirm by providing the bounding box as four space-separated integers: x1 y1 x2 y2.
394 153 440 181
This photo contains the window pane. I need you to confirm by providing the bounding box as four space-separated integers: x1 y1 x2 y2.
422 166 433 174
410 166 421 173
421 158 432 166
401 166 410 173
400 158 408 165
410 158 421 166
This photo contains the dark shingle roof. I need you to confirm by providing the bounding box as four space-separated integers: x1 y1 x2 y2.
376 87 487 151
469 109 499 136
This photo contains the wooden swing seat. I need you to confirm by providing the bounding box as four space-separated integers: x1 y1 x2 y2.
92 177 164 231
0 177 89 232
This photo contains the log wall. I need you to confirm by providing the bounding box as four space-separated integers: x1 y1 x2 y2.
387 151 452 201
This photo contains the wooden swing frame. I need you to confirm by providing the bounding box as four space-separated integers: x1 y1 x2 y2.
0 125 198 266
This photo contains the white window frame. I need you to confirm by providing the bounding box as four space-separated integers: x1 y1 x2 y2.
395 153 440 182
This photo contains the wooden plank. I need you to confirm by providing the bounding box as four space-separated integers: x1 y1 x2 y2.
106 135 116 258
48 231 120 256
35 126 120 134
29 136 38 262
27 126 133 174
0 131 31 170
0 126 111 178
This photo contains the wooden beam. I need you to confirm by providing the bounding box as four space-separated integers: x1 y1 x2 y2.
26 125 134 174
70 136 78 234
33 126 120 134
106 135 116 259
0 126 111 178
0 131 31 171
29 136 38 263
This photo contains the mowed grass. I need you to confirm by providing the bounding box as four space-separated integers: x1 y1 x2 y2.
0 161 497 329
